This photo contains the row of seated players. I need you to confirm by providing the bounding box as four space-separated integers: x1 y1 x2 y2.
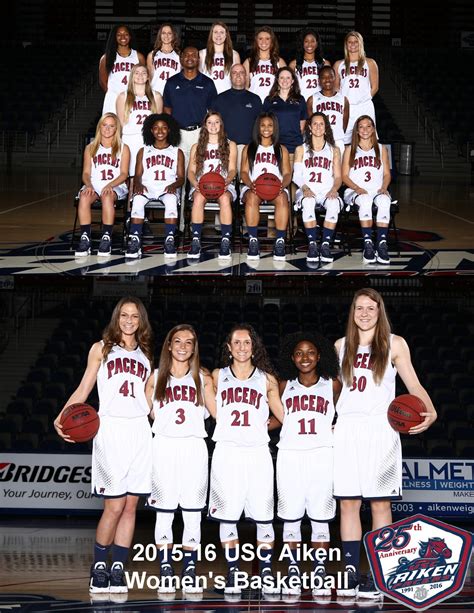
75 108 391 265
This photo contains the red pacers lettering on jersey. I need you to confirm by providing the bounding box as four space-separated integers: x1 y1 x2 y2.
154 57 179 70
145 154 175 170
353 352 374 370
132 100 151 111
205 149 221 160
221 387 263 409
340 66 368 79
93 153 120 167
301 65 318 76
285 394 329 415
315 100 343 114
353 156 381 171
160 384 197 406
112 61 135 74
106 357 149 381
212 57 225 67
253 63 276 75
304 156 332 171
255 152 277 166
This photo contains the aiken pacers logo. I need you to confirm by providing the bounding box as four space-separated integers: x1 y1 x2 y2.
364 514 472 611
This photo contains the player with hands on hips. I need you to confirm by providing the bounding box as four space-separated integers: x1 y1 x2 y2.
293 112 342 264
342 115 392 265
126 113 184 259
243 26 286 103
187 111 237 260
99 24 145 115
54 297 154 595
147 23 181 96
272 332 341 597
333 31 378 144
75 113 130 258
146 325 216 595
209 324 285 595
289 28 330 101
199 21 240 94
334 288 436 599
240 112 291 261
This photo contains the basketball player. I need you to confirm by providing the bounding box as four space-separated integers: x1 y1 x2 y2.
333 32 378 144
126 113 184 259
147 24 181 96
199 22 240 94
334 288 436 599
54 297 154 595
293 112 342 264
307 65 349 158
243 27 286 102
342 115 391 265
146 325 216 595
209 324 285 594
289 28 330 101
116 65 162 176
274 332 340 597
187 111 237 259
75 113 130 258
240 112 291 261
99 25 145 115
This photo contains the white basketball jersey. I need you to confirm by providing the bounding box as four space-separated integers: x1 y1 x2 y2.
97 343 151 418
279 377 335 449
249 59 277 102
213 367 269 447
122 95 153 136
141 144 179 192
107 49 140 94
348 146 384 191
249 144 282 182
338 60 372 105
151 50 181 95
201 142 227 176
301 142 335 195
151 369 208 438
312 91 346 142
200 51 232 94
297 60 321 100
90 144 127 195
336 336 396 418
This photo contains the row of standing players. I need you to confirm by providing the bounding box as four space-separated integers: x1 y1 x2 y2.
76 107 391 266
54 289 437 599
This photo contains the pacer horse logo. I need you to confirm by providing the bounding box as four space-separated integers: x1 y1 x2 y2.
364 514 472 611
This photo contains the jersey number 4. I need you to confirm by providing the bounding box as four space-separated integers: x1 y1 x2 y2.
119 380 136 398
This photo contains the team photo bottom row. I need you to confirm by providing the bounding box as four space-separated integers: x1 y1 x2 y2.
54 289 437 599
76 110 392 265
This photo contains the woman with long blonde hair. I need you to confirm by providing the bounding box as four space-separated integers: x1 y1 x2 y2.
199 21 240 94
333 31 378 144
145 325 216 595
74 113 130 257
334 288 436 599
187 111 237 260
54 296 154 595
116 64 163 175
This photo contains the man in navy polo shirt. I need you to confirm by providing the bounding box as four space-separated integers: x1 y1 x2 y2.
164 47 218 186
214 64 262 174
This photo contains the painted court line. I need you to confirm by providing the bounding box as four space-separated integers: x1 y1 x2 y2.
413 198 474 225
0 191 71 215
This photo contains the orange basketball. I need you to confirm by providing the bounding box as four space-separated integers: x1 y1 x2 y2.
60 403 100 442
254 173 282 201
387 394 425 433
199 171 226 199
